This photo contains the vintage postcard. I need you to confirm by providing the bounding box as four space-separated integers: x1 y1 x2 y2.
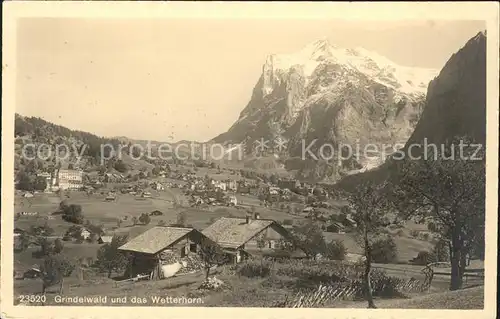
1 2 499 319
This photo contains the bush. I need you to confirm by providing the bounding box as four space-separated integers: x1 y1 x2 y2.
41 255 75 279
273 259 343 285
431 239 449 262
283 219 293 226
369 269 407 298
324 240 346 260
237 260 272 278
371 236 398 264
138 213 151 225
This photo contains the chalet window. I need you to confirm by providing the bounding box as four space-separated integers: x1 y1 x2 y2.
190 244 197 253
180 247 186 258
268 240 275 249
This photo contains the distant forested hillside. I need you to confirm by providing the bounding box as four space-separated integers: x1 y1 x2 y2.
15 114 121 160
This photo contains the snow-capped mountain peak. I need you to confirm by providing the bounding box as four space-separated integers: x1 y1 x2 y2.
262 39 438 97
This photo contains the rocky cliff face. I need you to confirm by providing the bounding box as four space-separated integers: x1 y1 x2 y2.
336 31 487 190
212 39 437 181
404 31 486 148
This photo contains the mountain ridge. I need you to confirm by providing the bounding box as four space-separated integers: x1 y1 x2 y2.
212 39 438 182
335 31 487 190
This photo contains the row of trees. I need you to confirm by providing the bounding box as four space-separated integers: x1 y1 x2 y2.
15 170 48 192
287 220 397 263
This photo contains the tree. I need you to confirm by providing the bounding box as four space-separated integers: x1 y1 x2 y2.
62 204 84 224
53 238 64 254
152 166 161 176
40 255 75 293
14 233 31 253
25 160 39 174
65 225 83 239
114 160 128 173
391 136 485 290
432 238 450 263
255 233 266 251
86 223 104 236
138 213 151 225
198 238 225 279
16 170 34 191
87 233 99 243
40 222 54 236
176 211 187 227
132 217 138 226
324 239 346 260
371 236 398 264
33 237 57 258
346 180 391 308
33 176 48 192
291 221 326 260
95 235 129 278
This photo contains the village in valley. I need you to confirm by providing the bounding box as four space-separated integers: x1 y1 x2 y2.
13 145 485 307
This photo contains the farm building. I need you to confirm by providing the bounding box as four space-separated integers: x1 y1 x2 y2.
226 195 237 206
80 228 92 240
105 194 116 201
326 222 346 234
118 226 209 280
202 214 303 263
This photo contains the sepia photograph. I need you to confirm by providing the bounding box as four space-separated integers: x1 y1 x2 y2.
1 2 498 319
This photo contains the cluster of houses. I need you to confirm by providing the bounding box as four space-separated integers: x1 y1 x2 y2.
34 169 84 192
118 212 305 280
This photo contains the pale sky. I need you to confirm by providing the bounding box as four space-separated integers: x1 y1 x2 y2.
16 19 485 142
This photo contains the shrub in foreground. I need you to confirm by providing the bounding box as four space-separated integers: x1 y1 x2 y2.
371 236 398 264
237 259 272 278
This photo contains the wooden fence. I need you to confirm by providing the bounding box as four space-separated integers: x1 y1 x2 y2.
272 277 428 308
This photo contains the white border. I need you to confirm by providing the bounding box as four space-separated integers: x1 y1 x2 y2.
2 2 499 319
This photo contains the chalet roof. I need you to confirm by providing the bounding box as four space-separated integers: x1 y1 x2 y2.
99 236 113 243
118 226 195 254
327 222 345 229
202 217 275 249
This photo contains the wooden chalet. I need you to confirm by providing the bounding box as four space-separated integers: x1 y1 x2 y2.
202 213 305 263
118 226 209 280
